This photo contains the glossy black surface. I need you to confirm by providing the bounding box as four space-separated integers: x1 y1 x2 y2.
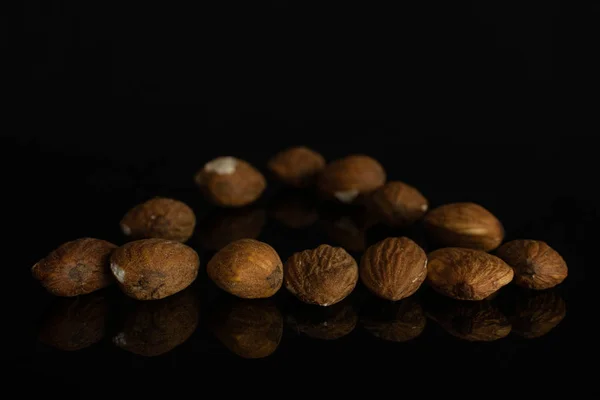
10 0 593 395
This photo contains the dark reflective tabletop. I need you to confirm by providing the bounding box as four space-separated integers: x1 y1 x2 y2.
7 128 593 396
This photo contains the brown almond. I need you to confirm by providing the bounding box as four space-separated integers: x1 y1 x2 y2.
267 146 326 187
32 238 117 297
426 247 514 300
360 237 427 301
370 181 429 227
496 239 567 290
423 202 504 251
120 197 196 242
284 244 358 306
110 239 199 300
317 154 386 204
207 239 283 299
194 156 266 207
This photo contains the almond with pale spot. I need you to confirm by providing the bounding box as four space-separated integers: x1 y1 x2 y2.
110 238 199 300
316 154 386 204
195 156 266 207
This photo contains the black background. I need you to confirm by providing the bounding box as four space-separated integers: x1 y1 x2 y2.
5 0 596 396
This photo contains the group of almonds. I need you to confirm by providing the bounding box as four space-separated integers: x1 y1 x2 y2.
32 146 568 310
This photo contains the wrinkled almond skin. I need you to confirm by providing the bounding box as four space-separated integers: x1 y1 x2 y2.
360 297 426 342
38 292 109 351
286 301 357 340
423 202 504 251
209 298 283 358
360 237 428 301
113 288 199 356
194 156 266 207
120 197 196 242
32 238 117 297
110 239 199 300
284 244 358 306
496 240 567 290
207 239 283 299
370 181 429 227
317 155 386 204
511 290 566 338
426 248 514 300
426 299 511 341
267 146 326 187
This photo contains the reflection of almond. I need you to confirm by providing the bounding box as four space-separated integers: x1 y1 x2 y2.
209 299 283 359
198 207 266 250
361 297 426 342
427 299 511 341
496 240 568 290
427 248 513 301
286 301 357 340
113 288 199 357
39 292 109 351
32 238 117 297
511 290 566 339
423 202 504 251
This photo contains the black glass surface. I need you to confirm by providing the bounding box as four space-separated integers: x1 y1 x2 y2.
9 1 593 395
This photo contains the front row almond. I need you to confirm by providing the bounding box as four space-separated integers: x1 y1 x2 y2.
110 239 199 300
284 245 358 306
207 239 283 299
426 248 514 300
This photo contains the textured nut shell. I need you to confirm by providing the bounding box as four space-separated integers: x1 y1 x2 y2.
361 298 426 342
113 288 199 356
426 248 514 300
209 299 283 359
512 291 566 338
120 197 196 242
38 292 108 351
32 238 117 297
496 240 568 290
427 301 511 341
360 237 427 301
195 157 266 207
110 239 199 300
207 239 283 299
267 146 326 187
284 244 358 306
317 155 386 202
423 202 504 251
286 303 357 340
370 181 429 227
